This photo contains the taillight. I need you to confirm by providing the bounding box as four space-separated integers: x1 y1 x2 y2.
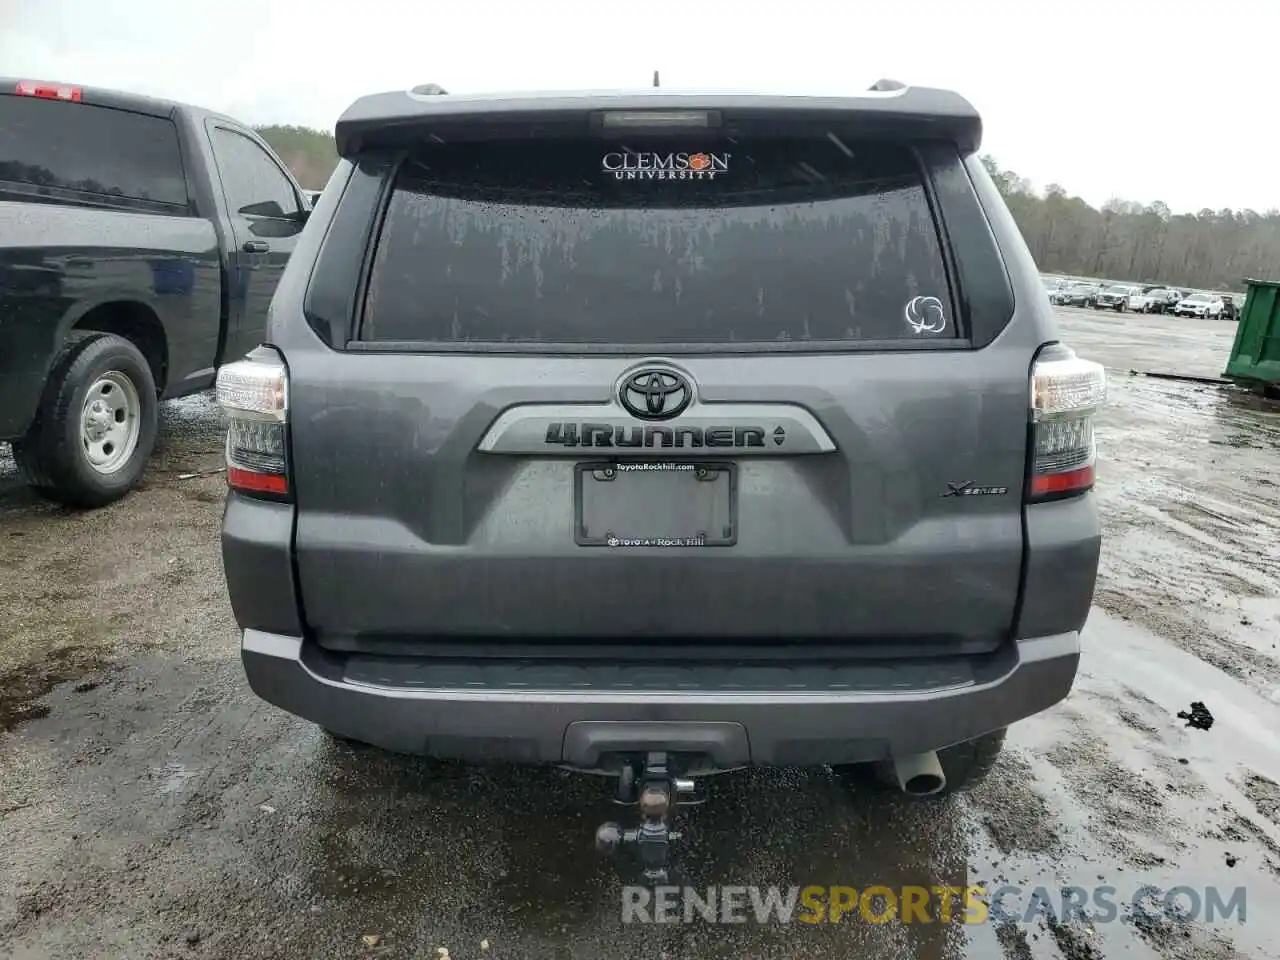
1028 345 1106 501
215 354 289 499
15 80 82 102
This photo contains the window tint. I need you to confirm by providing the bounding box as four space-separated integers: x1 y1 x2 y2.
0 95 187 205
361 136 956 346
209 127 298 218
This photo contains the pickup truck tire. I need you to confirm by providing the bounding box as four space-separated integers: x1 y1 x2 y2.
834 728 1007 798
13 333 158 509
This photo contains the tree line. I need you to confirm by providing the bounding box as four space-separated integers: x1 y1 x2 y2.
254 125 339 194
251 126 1273 293
981 157 1276 292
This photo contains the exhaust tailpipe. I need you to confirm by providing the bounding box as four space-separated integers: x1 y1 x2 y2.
893 751 946 796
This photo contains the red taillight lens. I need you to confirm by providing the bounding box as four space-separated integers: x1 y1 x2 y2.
1031 464 1095 497
215 355 290 499
1028 347 1106 501
226 466 289 495
15 80 82 102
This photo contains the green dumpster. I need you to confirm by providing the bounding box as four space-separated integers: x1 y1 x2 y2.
1223 278 1280 394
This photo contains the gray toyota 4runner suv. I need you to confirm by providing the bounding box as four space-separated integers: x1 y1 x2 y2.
218 82 1104 878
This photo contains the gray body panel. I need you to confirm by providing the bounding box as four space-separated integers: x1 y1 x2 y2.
334 86 984 156
241 628 1078 768
221 92 1100 766
283 345 1031 642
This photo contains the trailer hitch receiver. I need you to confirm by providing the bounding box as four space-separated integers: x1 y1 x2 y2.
595 752 697 883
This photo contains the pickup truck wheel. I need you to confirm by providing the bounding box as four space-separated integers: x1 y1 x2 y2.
13 333 158 509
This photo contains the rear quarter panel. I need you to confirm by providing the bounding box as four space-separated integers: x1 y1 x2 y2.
964 155 1101 637
0 201 220 438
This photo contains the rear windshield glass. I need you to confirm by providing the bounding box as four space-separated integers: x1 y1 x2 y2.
361 136 957 346
0 95 188 206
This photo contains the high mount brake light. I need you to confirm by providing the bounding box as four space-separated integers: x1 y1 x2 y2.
15 80 82 102
215 356 290 498
600 110 714 129
1028 347 1106 501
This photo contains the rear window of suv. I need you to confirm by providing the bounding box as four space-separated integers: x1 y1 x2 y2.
360 136 958 347
0 94 188 208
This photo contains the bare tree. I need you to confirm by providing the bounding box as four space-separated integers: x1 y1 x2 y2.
980 155 1272 289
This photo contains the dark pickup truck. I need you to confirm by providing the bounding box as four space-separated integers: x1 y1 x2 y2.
0 78 312 507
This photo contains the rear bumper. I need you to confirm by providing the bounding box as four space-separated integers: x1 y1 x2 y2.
241 629 1080 769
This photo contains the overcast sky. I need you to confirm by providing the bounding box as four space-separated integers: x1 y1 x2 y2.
2 1 1272 214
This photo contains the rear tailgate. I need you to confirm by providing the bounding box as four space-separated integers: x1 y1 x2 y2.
283 93 1031 652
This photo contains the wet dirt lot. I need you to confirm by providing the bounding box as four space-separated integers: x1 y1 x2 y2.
1 309 1279 960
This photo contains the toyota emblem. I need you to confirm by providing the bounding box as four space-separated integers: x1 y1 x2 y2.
618 366 693 421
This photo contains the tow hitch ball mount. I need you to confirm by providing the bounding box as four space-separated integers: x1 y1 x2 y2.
595 752 698 882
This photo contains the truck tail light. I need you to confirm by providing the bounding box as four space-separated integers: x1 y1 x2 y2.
1028 345 1107 501
15 80 82 102
215 353 290 499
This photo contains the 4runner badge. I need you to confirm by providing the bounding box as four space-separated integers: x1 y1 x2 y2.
544 423 768 449
942 481 1009 498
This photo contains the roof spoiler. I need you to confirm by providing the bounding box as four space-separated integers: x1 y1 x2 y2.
333 85 983 158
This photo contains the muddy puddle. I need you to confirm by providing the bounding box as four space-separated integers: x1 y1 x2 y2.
0 646 109 734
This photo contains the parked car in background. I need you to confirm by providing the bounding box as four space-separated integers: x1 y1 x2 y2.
1173 293 1224 319
1041 276 1067 301
1220 294 1239 322
1124 287 1150 310
1053 282 1102 308
0 77 310 507
1127 289 1155 312
1095 285 1136 312
1138 288 1180 314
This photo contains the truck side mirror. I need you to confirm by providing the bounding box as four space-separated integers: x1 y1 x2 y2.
239 200 288 219
239 199 310 225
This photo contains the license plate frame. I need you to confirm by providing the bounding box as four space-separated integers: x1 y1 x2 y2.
573 461 738 548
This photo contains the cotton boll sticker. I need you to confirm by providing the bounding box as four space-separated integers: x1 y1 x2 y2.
904 296 947 335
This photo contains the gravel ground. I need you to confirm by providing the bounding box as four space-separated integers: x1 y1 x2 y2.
1 309 1278 960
